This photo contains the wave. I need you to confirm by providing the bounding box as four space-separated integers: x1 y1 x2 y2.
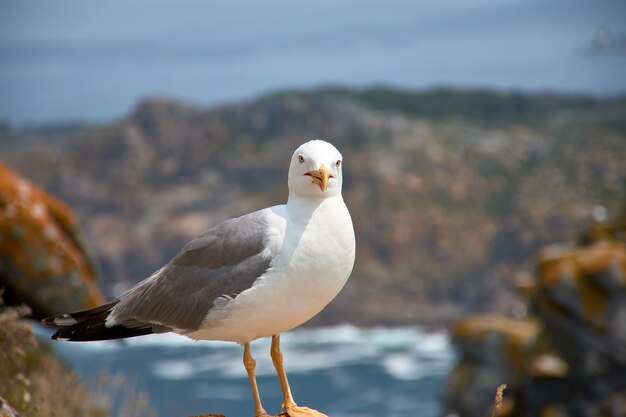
34 323 454 382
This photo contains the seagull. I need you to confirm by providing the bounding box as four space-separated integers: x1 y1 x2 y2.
42 139 356 417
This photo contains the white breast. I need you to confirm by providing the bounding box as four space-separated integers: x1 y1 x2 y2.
185 196 355 343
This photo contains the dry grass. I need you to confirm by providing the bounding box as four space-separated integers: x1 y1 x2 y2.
0 298 157 417
491 384 507 417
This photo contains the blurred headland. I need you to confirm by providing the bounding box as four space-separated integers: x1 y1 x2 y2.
2 86 625 326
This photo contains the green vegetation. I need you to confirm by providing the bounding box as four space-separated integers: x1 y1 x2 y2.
266 85 626 129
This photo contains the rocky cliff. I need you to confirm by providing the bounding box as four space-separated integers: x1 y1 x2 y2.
2 87 625 325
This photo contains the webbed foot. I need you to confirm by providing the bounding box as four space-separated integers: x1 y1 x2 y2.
280 402 328 417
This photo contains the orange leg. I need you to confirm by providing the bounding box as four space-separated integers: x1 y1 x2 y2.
270 334 296 409
270 335 328 417
243 342 270 417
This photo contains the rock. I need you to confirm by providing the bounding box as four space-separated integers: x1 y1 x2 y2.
442 315 540 417
534 239 626 375
442 209 626 417
190 412 318 417
0 161 105 318
190 414 226 417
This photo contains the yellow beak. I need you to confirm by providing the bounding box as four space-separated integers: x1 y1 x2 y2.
306 164 331 192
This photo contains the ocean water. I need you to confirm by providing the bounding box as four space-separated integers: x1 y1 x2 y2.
34 324 454 417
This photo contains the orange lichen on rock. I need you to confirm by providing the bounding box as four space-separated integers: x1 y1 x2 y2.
576 239 626 276
451 314 540 347
535 238 626 331
0 161 105 318
539 240 626 284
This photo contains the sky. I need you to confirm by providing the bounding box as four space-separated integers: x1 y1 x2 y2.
0 0 625 124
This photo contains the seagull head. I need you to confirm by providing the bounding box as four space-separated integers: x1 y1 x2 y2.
288 140 344 198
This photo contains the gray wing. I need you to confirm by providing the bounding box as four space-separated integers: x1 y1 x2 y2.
109 210 274 331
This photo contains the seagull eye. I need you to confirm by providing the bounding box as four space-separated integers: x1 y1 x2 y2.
298 155 305 164
335 159 342 168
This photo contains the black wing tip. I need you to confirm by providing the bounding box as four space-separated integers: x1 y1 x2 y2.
41 300 163 342
41 302 119 327
50 325 155 342
39 301 154 342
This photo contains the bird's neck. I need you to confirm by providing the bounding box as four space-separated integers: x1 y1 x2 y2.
286 194 344 220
